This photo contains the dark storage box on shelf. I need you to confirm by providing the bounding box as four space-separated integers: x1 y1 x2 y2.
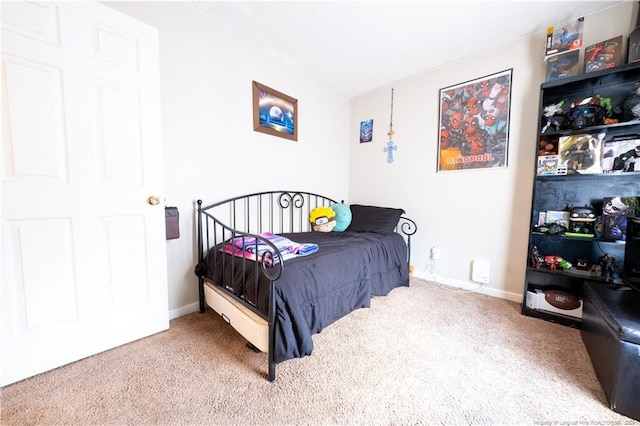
581 281 640 421
522 63 640 328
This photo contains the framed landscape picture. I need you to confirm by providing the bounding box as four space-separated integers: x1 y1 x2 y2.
252 81 298 141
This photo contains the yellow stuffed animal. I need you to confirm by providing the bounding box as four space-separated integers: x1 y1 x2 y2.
309 206 336 232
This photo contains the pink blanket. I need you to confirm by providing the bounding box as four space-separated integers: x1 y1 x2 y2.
221 232 318 265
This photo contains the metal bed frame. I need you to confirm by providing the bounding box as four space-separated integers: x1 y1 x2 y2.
195 190 416 381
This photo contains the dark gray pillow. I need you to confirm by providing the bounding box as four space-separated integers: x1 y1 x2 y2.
346 204 404 234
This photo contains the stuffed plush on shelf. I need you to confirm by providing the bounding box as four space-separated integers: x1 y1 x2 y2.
309 206 336 232
331 203 352 232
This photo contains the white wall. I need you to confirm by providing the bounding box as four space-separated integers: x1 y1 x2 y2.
105 2 350 316
349 2 638 302
108 1 637 314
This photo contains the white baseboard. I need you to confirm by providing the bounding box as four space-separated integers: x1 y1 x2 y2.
169 302 200 320
170 274 523 320
412 270 522 303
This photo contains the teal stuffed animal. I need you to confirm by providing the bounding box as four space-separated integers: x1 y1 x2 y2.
331 203 352 232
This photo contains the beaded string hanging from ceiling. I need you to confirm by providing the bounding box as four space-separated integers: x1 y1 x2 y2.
384 88 398 163
388 88 394 140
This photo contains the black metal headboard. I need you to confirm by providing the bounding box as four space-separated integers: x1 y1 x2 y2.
197 190 417 273
199 190 338 236
197 190 417 275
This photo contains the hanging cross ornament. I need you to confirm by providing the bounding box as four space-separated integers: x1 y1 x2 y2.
384 140 398 163
383 88 397 163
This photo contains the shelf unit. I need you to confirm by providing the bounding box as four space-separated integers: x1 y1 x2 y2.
521 62 640 328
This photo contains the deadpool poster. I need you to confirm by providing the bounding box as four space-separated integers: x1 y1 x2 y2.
437 69 512 172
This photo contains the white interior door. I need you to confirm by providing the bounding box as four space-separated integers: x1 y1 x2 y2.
1 1 169 386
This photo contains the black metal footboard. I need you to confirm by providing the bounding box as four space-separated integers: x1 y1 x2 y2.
195 190 416 382
196 191 338 381
397 216 417 270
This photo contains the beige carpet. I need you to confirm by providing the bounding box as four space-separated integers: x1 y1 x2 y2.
1 278 638 425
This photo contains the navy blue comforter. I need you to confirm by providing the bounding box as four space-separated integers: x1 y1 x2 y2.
198 231 409 363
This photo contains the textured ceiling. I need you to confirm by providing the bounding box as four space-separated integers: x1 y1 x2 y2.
188 1 625 98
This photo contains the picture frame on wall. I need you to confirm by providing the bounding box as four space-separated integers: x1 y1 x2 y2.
437 68 512 172
252 81 298 141
360 119 374 143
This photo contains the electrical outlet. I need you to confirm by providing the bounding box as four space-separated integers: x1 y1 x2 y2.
472 259 490 284
430 247 440 260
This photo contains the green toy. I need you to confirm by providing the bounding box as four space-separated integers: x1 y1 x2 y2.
595 94 613 116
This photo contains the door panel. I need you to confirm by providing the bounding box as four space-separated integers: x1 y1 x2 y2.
3 56 67 180
1 1 168 386
7 218 78 330
96 83 143 183
1 2 60 46
102 214 149 308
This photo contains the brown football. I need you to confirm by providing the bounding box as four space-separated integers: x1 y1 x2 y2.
544 289 581 310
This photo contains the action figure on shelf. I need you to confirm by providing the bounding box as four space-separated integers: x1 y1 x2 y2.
529 245 544 269
574 257 589 270
622 81 640 122
544 255 559 270
611 145 640 172
599 254 617 281
541 101 564 133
